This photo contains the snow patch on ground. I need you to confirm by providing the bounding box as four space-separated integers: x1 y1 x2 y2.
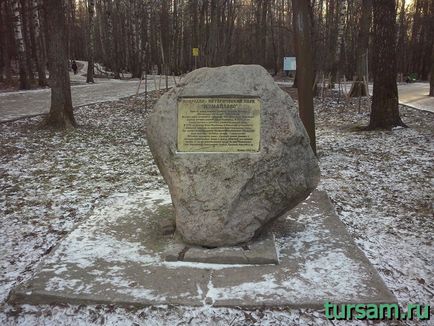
50 232 159 270
204 251 368 303
1 93 432 324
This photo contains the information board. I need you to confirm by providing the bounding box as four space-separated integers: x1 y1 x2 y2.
177 97 261 152
283 57 296 71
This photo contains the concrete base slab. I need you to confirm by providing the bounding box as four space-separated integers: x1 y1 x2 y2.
9 189 396 308
164 232 279 265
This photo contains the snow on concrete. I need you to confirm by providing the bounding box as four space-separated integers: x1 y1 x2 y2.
205 251 367 303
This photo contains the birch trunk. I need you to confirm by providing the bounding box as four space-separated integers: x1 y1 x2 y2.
31 0 47 86
11 0 30 89
331 0 346 85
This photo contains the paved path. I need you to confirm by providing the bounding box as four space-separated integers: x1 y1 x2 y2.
2 76 432 123
276 81 434 113
397 83 433 113
0 63 178 122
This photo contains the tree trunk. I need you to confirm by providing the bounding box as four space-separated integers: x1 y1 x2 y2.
192 0 198 70
41 0 75 129
11 0 30 89
428 1 434 95
86 0 95 83
292 0 316 155
324 0 335 86
20 0 35 85
31 0 47 86
95 0 106 65
270 2 279 74
349 0 372 97
369 0 405 130
396 0 407 75
106 0 120 79
0 0 13 82
160 0 169 69
429 43 434 96
330 0 346 86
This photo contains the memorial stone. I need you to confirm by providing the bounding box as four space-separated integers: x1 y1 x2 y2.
147 65 320 247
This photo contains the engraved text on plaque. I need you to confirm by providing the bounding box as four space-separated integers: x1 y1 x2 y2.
177 97 261 152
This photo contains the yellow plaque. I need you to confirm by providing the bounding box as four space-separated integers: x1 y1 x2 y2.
192 48 199 56
177 97 261 152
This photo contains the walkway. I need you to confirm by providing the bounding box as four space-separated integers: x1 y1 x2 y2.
275 81 434 113
0 62 178 122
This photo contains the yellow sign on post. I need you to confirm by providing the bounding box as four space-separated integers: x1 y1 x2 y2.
177 97 261 153
192 48 199 57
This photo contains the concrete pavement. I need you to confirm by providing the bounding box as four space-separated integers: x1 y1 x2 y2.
2 77 432 123
9 190 396 308
275 81 434 113
0 63 178 122
397 82 433 113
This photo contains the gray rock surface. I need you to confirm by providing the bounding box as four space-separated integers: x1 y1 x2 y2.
147 65 320 247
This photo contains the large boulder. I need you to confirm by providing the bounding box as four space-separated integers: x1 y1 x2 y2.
147 65 320 247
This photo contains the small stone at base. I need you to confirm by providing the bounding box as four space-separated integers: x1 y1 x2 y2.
164 233 279 265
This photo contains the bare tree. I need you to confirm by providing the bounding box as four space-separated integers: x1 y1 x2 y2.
1 0 431 87
292 0 316 154
0 0 13 83
20 0 36 85
105 0 120 78
429 2 434 96
41 0 75 129
349 0 372 97
11 0 30 89
31 0 47 86
86 0 95 83
430 44 434 96
330 0 347 86
369 0 405 130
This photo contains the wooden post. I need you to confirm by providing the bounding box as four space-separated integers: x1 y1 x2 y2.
136 71 144 96
321 72 325 99
153 68 157 90
165 65 169 92
365 49 369 91
144 70 148 112
312 73 318 92
343 75 348 98
159 66 162 90
363 76 369 96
